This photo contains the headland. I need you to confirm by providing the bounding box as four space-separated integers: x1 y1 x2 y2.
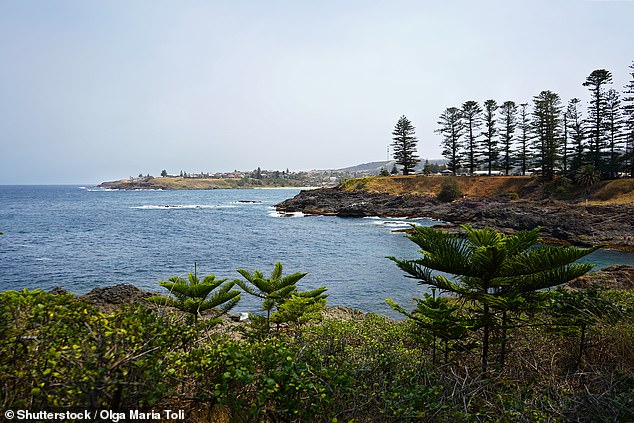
276 175 634 251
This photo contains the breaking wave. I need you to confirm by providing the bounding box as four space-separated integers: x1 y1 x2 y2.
131 204 237 210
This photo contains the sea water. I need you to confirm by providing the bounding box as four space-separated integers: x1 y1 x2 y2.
0 185 632 317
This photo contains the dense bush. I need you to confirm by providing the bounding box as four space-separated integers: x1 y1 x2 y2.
436 177 463 202
0 289 192 410
1 283 633 421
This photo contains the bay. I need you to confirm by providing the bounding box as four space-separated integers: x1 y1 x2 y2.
0 185 632 318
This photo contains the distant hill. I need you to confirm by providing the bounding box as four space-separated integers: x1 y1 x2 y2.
335 161 395 173
333 159 447 174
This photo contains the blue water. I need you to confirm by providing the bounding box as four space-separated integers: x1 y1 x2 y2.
1 185 632 318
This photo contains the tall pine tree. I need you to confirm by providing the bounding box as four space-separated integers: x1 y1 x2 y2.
391 115 419 175
498 101 517 175
583 69 613 174
623 61 634 178
604 88 625 178
436 107 464 174
561 111 569 174
517 103 533 176
532 91 562 179
565 98 586 174
462 101 483 174
479 99 499 174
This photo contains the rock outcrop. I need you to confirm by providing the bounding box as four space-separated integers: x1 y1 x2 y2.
276 188 634 250
79 284 153 311
568 265 634 290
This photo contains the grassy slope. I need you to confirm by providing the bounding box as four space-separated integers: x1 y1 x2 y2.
339 175 634 204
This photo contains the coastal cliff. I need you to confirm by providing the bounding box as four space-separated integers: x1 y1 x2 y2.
276 176 634 251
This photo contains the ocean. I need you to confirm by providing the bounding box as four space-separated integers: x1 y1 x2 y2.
1 185 632 317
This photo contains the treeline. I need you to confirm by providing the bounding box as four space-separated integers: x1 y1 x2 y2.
436 62 634 180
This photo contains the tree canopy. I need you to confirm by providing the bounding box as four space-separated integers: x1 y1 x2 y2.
391 115 419 175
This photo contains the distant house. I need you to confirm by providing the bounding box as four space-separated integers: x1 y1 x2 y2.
472 170 504 176
440 169 454 176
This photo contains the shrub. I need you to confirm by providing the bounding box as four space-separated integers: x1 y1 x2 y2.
436 177 462 202
236 262 327 334
147 265 241 324
388 225 598 374
0 289 188 410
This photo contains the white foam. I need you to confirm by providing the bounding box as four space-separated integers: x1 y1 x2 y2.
82 187 120 192
131 204 236 210
267 210 306 218
372 220 411 228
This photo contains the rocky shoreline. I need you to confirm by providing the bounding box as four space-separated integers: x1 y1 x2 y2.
275 187 634 251
47 264 634 314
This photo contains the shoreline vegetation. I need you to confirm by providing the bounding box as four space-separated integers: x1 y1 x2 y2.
2 261 633 421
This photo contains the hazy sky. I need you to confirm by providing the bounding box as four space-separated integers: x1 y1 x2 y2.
0 0 632 184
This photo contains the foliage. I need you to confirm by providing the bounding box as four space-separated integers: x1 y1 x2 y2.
498 101 517 175
235 262 327 333
1 283 634 422
584 69 613 172
387 293 473 364
391 115 419 175
462 100 483 174
270 294 326 332
479 99 499 174
435 62 634 182
541 176 576 200
178 336 353 421
532 90 562 180
388 225 598 374
147 265 240 324
546 287 627 368
0 289 191 410
436 177 463 202
436 106 464 173
574 164 601 187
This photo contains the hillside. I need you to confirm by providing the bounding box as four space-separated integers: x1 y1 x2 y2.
338 175 634 204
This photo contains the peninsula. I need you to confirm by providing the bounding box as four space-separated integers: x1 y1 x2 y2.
98 176 321 190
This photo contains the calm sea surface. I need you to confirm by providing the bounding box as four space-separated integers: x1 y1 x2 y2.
1 185 632 317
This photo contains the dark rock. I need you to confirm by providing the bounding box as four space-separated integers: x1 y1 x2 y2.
568 265 634 290
48 286 69 295
323 305 367 320
276 188 634 250
79 284 153 309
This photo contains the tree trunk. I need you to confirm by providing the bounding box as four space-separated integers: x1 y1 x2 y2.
482 303 490 376
499 311 508 369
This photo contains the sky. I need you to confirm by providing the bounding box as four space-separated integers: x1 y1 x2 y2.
0 0 632 184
